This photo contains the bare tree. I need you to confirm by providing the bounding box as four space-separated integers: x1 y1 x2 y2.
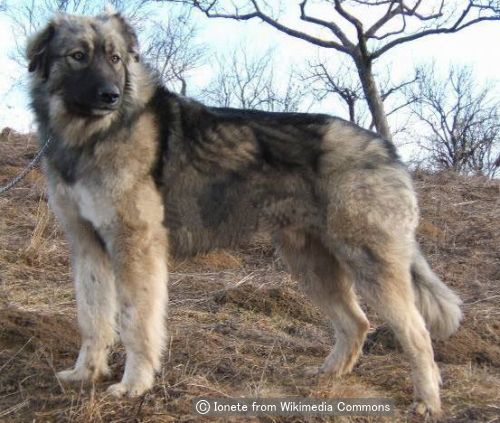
302 58 419 133
142 12 205 95
202 48 306 112
163 0 500 141
407 65 500 177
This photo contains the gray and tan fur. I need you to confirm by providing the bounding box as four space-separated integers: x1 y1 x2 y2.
27 11 462 417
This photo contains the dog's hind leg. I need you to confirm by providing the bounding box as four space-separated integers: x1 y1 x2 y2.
318 162 444 416
52 206 117 383
340 240 442 417
277 231 370 378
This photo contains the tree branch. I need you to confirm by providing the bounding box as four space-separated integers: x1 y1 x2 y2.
183 0 352 53
372 2 499 59
365 0 403 38
299 0 354 50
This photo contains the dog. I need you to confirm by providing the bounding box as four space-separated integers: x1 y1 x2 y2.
26 10 462 417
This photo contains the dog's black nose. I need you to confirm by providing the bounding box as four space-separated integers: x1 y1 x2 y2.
98 84 120 105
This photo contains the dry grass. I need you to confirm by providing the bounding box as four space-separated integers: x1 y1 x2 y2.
0 128 499 422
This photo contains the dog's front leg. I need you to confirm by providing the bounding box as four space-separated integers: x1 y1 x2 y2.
105 193 169 397
50 192 117 383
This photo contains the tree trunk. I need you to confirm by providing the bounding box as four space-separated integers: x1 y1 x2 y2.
355 57 392 141
180 78 187 96
348 99 356 123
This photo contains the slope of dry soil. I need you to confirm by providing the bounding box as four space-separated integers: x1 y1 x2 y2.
0 128 499 422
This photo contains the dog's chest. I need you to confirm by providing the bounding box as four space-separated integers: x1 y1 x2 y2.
70 182 116 229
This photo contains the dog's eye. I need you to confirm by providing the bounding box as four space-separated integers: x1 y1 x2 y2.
70 52 85 61
111 55 121 64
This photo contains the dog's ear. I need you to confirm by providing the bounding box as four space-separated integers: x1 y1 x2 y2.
26 23 56 77
113 14 140 62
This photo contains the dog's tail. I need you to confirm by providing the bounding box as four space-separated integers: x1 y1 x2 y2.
411 248 463 340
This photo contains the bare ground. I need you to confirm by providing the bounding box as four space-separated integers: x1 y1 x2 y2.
0 128 499 422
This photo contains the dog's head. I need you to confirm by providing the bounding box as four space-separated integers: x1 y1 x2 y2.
27 11 140 119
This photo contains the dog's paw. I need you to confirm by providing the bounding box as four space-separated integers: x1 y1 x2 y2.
106 381 150 398
57 365 111 383
106 382 128 398
303 366 322 378
57 367 90 383
302 361 350 381
412 400 442 421
302 366 333 382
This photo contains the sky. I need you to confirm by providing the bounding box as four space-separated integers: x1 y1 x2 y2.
0 0 498 161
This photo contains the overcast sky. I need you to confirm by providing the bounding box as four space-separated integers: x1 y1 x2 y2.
0 1 498 159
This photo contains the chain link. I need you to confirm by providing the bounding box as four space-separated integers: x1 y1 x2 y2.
0 137 52 196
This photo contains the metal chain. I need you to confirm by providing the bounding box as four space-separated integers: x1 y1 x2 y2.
0 137 52 196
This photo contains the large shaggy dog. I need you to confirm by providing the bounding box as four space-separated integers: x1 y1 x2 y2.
27 11 462 416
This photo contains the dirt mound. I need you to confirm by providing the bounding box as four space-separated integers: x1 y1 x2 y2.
0 307 78 352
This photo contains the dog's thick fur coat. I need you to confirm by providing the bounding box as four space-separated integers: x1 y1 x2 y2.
27 11 462 416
